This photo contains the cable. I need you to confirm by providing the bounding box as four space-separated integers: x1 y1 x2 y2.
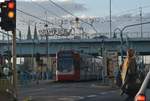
30 1 69 28
112 5 150 16
0 30 20 40
48 0 98 33
17 9 54 25
49 0 75 17
17 8 71 29
31 0 63 19
17 18 44 29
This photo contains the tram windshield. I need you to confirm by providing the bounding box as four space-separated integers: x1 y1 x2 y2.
57 52 74 72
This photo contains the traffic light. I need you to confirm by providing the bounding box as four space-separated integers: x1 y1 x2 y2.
0 0 16 31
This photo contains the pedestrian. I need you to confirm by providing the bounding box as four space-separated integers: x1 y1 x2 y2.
36 65 42 84
121 48 139 97
115 64 123 87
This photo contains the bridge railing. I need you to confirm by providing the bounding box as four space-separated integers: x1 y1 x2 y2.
0 31 150 41
113 32 150 38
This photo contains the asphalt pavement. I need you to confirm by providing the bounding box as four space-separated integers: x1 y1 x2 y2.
18 80 128 101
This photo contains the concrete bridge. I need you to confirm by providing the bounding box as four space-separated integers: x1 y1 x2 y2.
0 38 150 57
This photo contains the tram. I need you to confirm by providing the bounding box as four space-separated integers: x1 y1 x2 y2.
56 50 103 81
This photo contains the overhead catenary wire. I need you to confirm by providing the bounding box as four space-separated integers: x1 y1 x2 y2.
17 8 71 29
17 8 53 25
17 1 150 34
30 0 63 19
17 9 54 25
0 30 20 40
30 0 67 28
112 4 150 16
48 0 98 33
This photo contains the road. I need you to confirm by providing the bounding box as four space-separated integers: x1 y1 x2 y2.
18 80 128 101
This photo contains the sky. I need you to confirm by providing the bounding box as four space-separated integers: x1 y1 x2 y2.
12 0 150 39
75 0 150 17
17 0 150 17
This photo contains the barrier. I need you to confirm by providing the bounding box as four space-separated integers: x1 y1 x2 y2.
0 79 12 92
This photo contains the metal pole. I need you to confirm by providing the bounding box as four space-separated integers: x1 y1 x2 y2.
12 29 17 99
19 31 21 64
120 21 150 63
47 36 49 68
2 32 5 40
113 21 150 64
120 30 124 63
7 32 10 50
46 34 49 66
139 7 144 62
109 0 112 38
32 39 34 71
139 7 143 38
45 11 49 73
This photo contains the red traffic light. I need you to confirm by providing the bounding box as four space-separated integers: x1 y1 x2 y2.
8 2 15 9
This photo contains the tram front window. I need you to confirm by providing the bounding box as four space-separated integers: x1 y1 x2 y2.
58 58 73 72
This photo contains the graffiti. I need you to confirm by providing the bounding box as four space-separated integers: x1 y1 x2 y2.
38 28 72 36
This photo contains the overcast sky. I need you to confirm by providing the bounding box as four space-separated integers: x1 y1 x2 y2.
17 0 150 17
13 0 150 38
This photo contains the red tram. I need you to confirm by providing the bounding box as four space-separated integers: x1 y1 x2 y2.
56 50 103 81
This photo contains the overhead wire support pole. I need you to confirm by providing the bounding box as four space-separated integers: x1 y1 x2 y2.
45 11 49 73
139 7 143 38
109 0 112 38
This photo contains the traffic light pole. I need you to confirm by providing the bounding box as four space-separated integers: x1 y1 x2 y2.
12 29 17 99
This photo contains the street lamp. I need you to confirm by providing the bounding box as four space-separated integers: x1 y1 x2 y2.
114 21 150 63
113 28 124 63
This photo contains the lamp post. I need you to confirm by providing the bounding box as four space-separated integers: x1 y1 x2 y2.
113 28 123 62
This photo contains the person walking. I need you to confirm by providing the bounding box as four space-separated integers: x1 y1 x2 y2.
121 49 139 98
36 65 42 84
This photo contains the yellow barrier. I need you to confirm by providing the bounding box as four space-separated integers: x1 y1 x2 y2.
0 79 12 92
